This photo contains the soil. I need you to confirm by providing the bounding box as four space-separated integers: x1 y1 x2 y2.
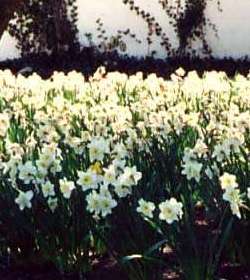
0 258 126 280
0 258 249 280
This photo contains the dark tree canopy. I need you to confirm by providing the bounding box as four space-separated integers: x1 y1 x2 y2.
0 0 24 40
0 0 79 57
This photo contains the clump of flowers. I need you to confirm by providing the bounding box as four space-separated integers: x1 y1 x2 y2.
220 173 243 218
0 68 249 279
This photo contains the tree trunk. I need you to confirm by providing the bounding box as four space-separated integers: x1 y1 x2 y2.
0 0 24 40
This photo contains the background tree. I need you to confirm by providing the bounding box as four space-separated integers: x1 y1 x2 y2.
8 0 79 56
0 0 24 40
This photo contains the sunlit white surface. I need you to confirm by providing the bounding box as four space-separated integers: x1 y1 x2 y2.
0 31 20 61
1 0 250 61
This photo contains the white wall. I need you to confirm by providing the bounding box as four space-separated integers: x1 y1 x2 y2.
0 31 20 61
1 0 250 61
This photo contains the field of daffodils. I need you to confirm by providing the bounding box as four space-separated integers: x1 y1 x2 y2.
0 67 249 280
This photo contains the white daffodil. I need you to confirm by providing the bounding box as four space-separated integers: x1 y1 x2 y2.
38 152 54 168
193 139 208 157
41 181 55 198
103 165 117 185
50 159 62 174
182 160 202 182
86 190 101 216
118 166 142 187
113 142 128 159
59 178 75 199
99 195 117 217
0 112 10 137
137 199 155 219
219 173 238 190
15 190 34 210
47 197 58 212
213 144 227 162
88 137 109 162
159 198 183 224
114 182 132 198
223 187 242 219
112 158 126 172
77 170 98 191
18 161 37 184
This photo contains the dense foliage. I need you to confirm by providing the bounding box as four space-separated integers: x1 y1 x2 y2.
0 68 249 279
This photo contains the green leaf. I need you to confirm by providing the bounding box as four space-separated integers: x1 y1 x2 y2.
144 239 168 256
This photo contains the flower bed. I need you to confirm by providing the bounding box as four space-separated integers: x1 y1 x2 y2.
0 67 249 279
